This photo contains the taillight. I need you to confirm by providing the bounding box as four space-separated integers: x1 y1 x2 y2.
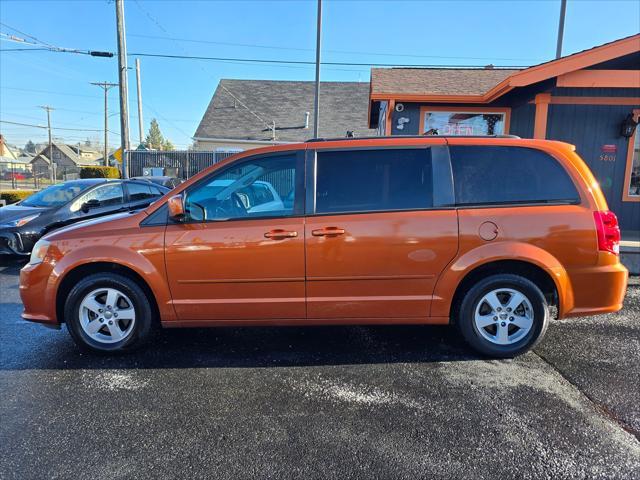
593 210 621 255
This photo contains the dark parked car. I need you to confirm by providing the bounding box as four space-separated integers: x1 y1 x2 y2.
131 176 182 189
0 178 169 255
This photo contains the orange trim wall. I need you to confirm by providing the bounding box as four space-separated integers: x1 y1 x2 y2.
622 109 640 203
557 70 640 88
385 100 395 136
527 96 640 106
533 93 551 139
370 34 640 107
418 106 511 136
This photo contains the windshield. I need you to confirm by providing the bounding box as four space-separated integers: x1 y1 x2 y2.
20 182 94 208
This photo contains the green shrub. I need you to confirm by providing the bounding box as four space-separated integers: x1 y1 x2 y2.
80 166 120 179
0 190 35 204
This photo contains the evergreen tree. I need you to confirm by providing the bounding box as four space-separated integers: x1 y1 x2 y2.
162 139 175 151
145 118 165 150
24 140 36 153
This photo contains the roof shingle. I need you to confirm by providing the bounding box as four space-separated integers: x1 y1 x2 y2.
370 67 521 96
194 79 376 142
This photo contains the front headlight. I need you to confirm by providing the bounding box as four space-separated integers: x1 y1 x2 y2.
4 213 40 228
29 239 50 265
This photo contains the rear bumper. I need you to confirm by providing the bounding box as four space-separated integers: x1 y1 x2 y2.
563 258 628 318
20 259 58 326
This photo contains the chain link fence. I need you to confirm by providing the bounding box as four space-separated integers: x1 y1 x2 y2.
2 151 238 192
0 161 87 191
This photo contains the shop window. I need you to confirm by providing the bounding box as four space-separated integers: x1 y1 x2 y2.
422 109 507 136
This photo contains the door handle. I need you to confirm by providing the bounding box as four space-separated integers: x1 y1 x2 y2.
264 229 298 239
312 227 345 237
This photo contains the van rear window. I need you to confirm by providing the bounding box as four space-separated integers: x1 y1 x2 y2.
449 146 580 206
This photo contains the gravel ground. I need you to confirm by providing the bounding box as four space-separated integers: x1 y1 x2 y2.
1 258 638 480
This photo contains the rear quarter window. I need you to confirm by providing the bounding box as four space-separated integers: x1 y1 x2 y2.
450 146 580 206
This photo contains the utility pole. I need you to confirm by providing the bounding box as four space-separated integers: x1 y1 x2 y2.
135 58 144 146
312 0 322 138
115 0 131 177
556 0 567 59
39 105 54 182
91 82 117 166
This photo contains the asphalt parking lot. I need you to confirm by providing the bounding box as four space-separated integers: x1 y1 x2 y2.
1 258 639 480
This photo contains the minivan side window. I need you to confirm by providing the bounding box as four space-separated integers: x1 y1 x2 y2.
449 146 580 206
185 154 298 221
315 149 433 214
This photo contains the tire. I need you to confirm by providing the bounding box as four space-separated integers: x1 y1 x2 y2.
64 273 153 354
456 274 549 358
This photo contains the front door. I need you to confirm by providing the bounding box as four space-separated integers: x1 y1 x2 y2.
165 152 305 321
305 146 459 320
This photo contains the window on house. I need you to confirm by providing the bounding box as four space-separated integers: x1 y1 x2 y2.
626 130 640 198
422 110 506 136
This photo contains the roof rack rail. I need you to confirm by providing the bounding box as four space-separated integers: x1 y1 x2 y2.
306 134 521 142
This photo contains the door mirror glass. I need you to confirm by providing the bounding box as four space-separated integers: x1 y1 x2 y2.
167 194 185 220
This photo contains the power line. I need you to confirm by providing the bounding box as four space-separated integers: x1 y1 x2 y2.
1 86 102 99
0 46 528 68
0 119 117 133
0 26 113 56
0 27 529 68
0 112 110 129
0 22 55 49
128 32 544 62
132 0 273 131
127 51 528 68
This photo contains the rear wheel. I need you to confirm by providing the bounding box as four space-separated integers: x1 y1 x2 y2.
64 273 153 353
456 274 549 358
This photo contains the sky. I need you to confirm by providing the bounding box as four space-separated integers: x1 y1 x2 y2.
1 0 639 151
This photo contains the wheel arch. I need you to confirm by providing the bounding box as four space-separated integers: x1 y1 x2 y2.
449 260 559 324
431 242 574 320
56 262 161 325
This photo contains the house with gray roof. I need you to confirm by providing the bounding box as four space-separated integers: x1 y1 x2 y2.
193 79 376 151
31 142 101 169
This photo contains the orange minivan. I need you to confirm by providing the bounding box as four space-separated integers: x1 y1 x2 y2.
19 136 628 357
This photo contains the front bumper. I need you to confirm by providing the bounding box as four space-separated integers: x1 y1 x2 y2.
20 259 59 326
0 228 38 255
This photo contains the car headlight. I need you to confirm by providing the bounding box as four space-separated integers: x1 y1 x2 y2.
3 213 40 228
29 239 50 265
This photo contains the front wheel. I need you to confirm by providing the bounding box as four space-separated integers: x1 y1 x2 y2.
456 274 549 358
64 273 153 353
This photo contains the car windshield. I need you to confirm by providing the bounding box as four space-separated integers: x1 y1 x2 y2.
20 182 93 208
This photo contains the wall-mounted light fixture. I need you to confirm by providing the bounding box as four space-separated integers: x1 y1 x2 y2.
621 113 638 138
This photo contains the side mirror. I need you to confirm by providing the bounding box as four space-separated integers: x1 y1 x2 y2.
81 199 100 213
167 194 185 221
